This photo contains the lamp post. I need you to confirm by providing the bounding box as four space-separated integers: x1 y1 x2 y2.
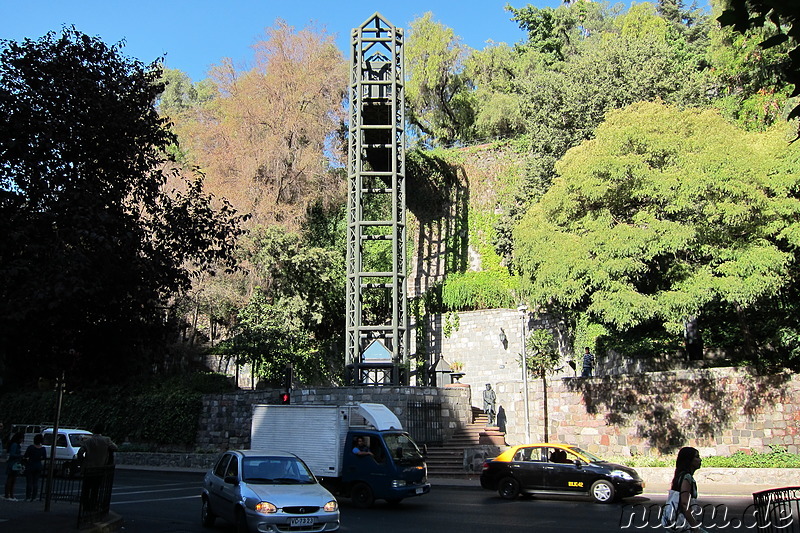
517 304 531 443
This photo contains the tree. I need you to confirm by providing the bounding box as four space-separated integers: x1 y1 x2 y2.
514 101 800 361
717 0 800 137
524 329 561 442
177 20 348 230
214 226 345 386
0 28 244 387
406 12 475 146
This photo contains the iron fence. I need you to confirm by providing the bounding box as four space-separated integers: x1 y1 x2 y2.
37 458 115 528
405 400 442 445
752 486 800 532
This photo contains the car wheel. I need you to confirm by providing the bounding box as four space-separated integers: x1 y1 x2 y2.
62 463 73 478
498 477 520 500
590 479 615 503
201 496 216 527
235 507 250 533
351 482 375 508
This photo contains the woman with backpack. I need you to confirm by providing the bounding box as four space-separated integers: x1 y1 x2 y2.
663 446 709 532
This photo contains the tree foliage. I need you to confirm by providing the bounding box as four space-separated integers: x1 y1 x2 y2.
214 226 345 386
176 20 348 230
0 28 244 387
514 101 800 362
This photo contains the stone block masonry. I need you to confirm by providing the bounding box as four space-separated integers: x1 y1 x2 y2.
196 386 472 452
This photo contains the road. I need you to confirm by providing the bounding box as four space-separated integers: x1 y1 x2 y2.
111 469 766 533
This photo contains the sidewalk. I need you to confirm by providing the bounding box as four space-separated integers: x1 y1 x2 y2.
0 498 122 533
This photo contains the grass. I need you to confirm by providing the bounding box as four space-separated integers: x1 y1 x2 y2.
608 448 800 469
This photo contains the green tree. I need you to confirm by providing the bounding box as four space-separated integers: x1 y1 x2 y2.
0 28 244 387
514 101 800 362
524 328 561 442
214 226 345 386
406 12 475 146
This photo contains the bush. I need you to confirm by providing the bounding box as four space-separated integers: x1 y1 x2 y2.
611 448 800 468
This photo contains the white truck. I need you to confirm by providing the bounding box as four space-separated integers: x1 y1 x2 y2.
251 403 431 507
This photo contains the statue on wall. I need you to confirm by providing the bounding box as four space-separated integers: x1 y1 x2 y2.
483 383 497 426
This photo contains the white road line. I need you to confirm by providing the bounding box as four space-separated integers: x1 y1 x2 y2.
113 487 199 496
112 495 200 505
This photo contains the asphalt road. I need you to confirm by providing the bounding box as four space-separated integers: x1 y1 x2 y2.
110 469 768 533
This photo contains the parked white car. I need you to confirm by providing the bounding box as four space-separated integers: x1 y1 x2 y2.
42 428 92 477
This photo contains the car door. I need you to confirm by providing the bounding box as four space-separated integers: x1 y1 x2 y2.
542 447 593 493
207 453 236 522
508 446 547 491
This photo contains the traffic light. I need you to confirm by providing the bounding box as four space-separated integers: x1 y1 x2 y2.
280 392 291 404
282 365 293 391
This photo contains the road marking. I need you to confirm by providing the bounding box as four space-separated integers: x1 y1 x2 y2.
112 495 200 505
113 487 199 496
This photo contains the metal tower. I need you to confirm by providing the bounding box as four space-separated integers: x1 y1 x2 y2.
346 13 408 385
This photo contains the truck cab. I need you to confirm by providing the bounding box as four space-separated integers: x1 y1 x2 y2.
341 428 429 507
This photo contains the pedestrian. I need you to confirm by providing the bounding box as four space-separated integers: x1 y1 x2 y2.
663 446 709 532
4 431 24 500
581 347 595 377
23 433 47 501
77 423 118 512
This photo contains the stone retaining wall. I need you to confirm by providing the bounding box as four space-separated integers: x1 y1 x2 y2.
195 385 472 452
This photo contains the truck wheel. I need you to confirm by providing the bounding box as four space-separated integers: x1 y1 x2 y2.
201 496 216 527
590 479 615 503
498 476 520 500
351 482 375 508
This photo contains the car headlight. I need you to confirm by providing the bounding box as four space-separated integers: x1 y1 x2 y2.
391 479 407 488
255 501 277 514
323 500 338 512
609 470 633 481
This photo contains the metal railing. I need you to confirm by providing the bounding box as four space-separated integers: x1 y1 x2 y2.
752 486 800 532
38 458 116 528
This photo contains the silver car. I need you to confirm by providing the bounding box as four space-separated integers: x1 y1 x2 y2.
201 449 340 533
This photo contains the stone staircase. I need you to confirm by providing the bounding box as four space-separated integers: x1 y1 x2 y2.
424 408 507 477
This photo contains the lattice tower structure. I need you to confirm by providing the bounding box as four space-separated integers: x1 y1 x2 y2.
346 13 408 385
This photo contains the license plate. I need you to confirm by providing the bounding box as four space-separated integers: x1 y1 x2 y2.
290 517 315 527
415 487 425 494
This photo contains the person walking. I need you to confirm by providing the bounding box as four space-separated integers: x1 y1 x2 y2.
581 347 595 377
23 433 47 501
4 431 24 501
664 446 709 532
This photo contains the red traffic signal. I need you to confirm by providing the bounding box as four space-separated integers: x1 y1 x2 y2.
280 392 290 404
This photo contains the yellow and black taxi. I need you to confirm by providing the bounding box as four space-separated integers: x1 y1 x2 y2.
480 443 644 503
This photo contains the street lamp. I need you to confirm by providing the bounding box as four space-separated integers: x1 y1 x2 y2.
517 304 531 443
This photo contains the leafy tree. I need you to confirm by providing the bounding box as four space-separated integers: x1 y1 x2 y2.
523 328 561 442
514 101 800 362
214 226 345 386
0 28 244 387
406 12 475 146
717 0 800 137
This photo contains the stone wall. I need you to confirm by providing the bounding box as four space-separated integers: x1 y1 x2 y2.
196 385 473 452
491 367 800 457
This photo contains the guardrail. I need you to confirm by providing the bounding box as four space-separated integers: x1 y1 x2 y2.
752 486 800 532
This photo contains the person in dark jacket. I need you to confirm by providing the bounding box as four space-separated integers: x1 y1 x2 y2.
24 434 47 501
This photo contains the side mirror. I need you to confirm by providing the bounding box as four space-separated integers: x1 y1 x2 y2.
574 459 582 468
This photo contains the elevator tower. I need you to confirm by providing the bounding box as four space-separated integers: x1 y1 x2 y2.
346 14 407 385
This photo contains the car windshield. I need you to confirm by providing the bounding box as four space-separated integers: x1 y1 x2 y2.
242 457 315 485
568 446 605 463
383 433 424 465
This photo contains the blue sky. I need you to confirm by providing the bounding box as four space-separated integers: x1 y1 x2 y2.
1 0 571 82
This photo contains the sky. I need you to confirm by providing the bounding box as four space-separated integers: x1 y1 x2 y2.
1 0 569 82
